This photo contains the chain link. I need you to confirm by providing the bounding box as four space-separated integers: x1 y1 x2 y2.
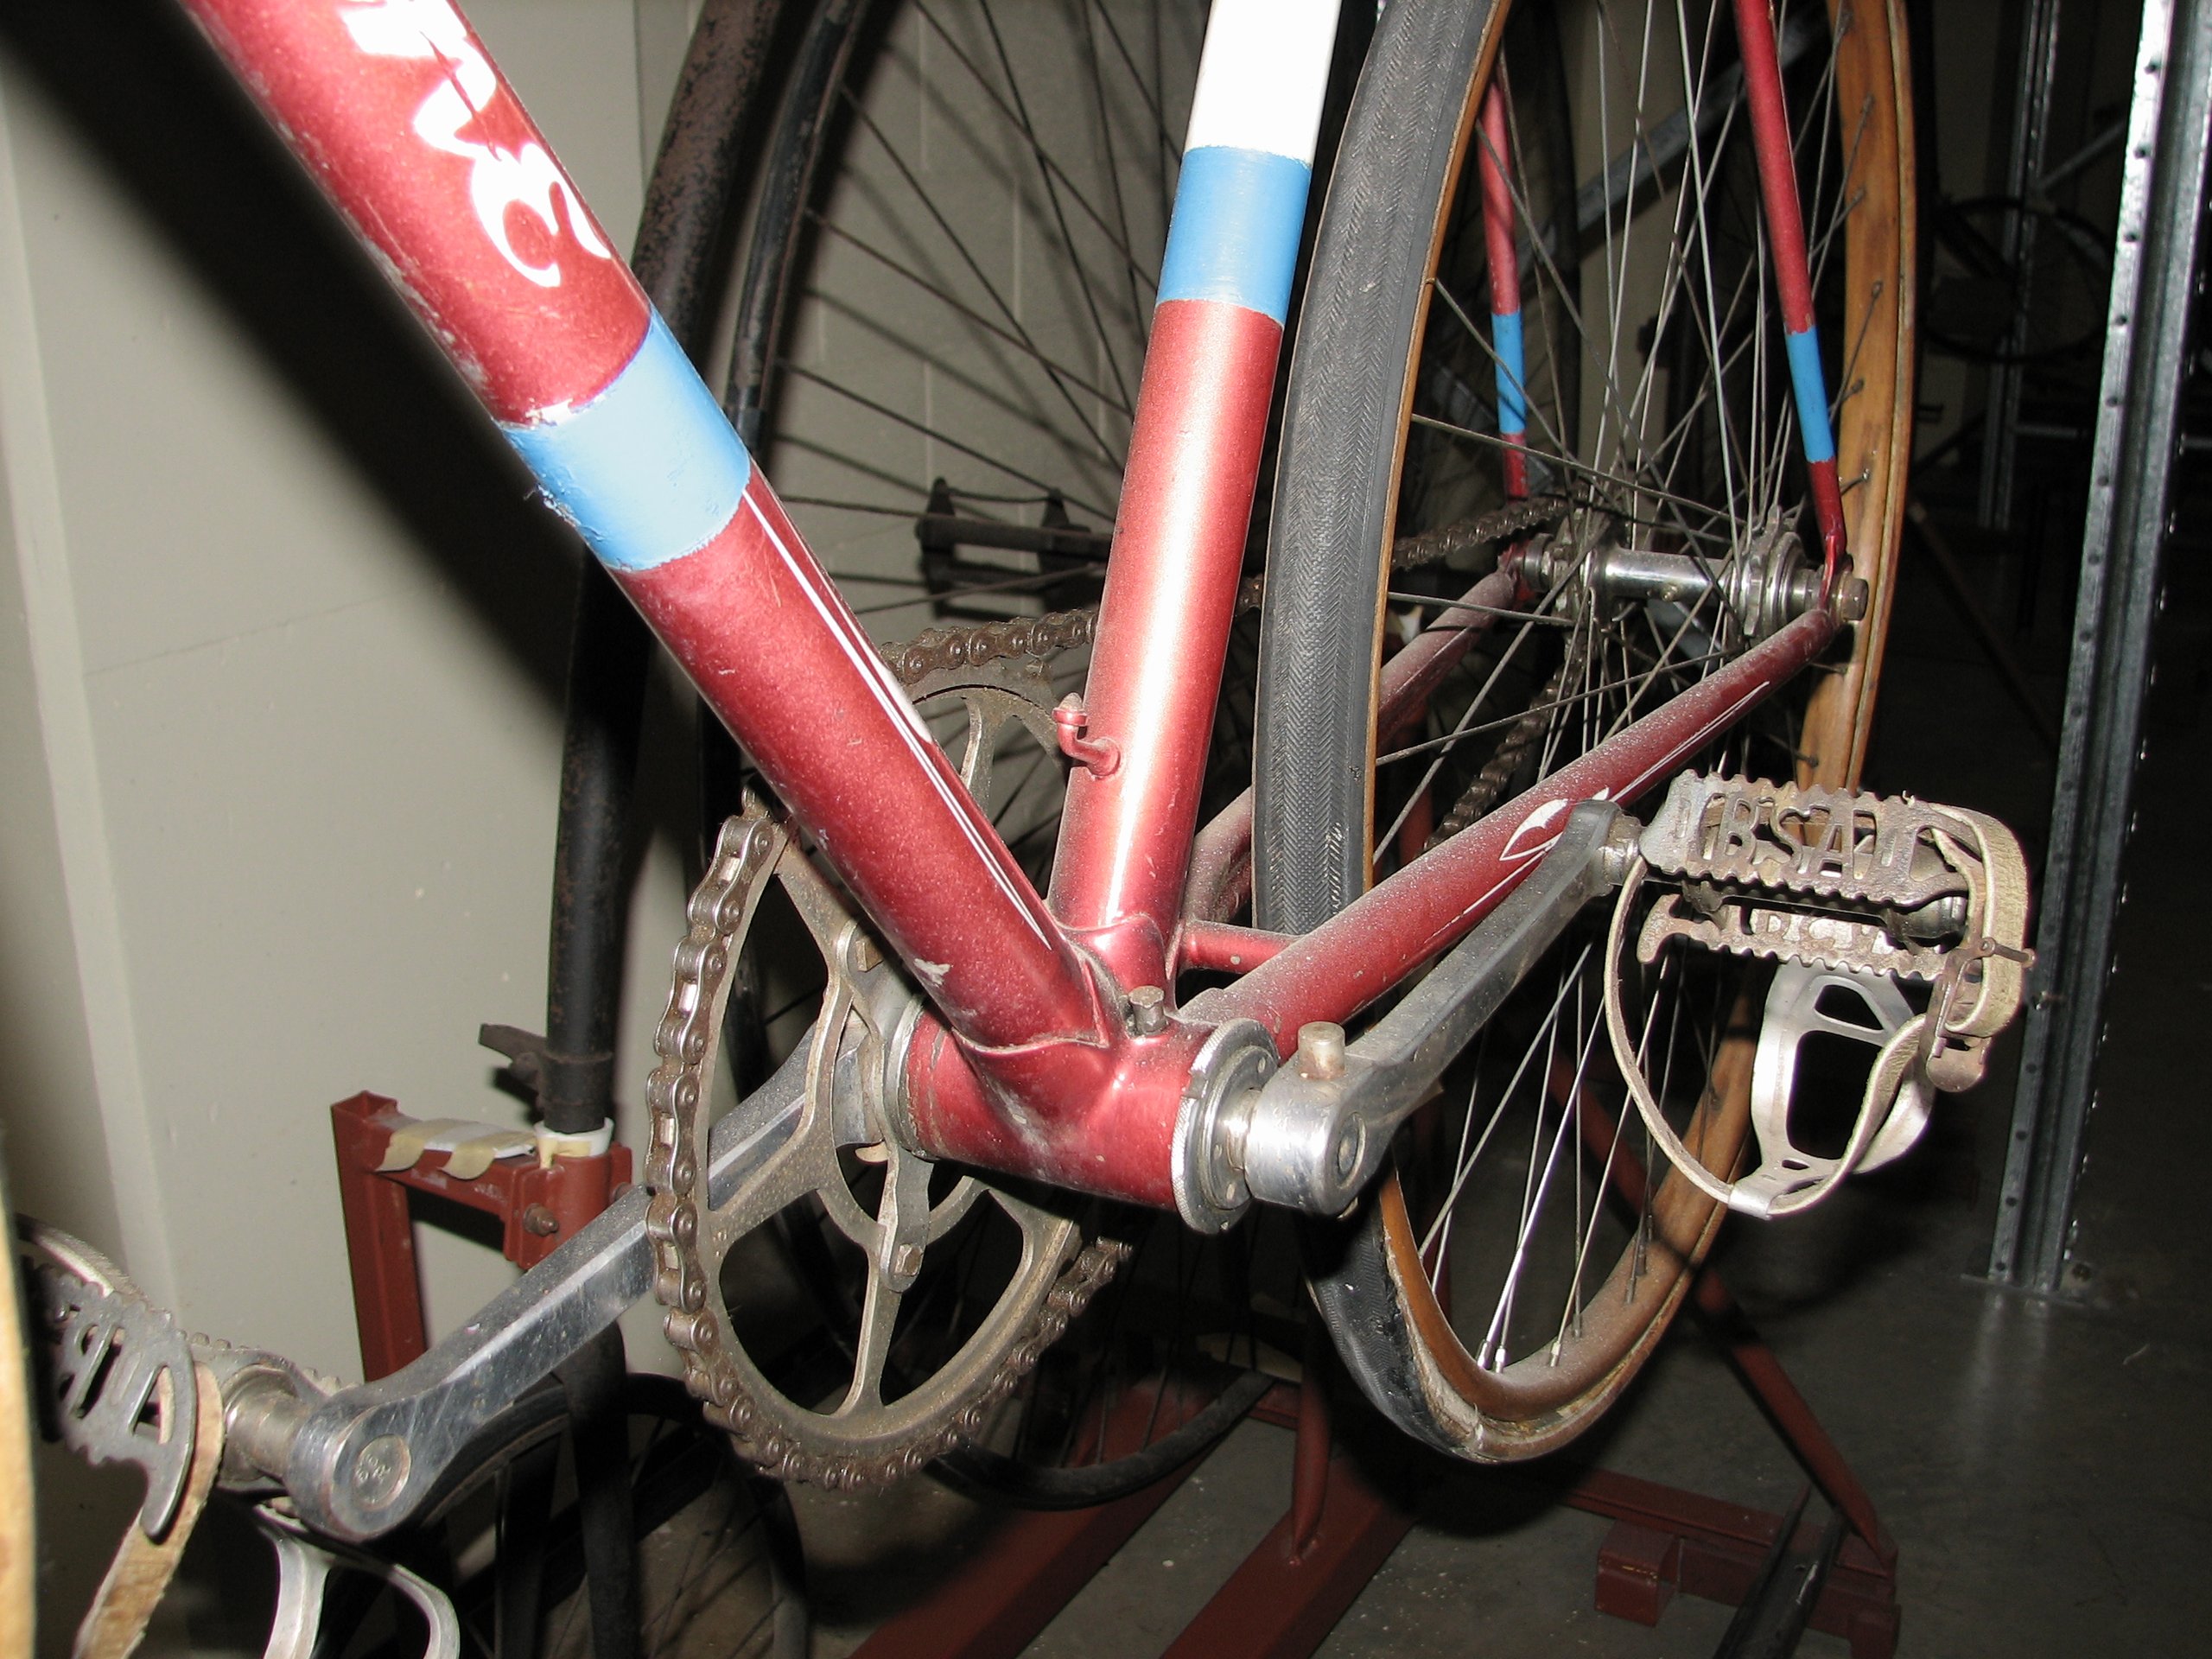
876 497 1567 688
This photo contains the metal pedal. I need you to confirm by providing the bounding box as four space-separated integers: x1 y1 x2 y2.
1607 773 2033 1217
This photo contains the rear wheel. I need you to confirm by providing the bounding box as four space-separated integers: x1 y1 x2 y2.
1255 0 1913 1459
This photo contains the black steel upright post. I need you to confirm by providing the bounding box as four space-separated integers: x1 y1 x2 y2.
537 9 790 1657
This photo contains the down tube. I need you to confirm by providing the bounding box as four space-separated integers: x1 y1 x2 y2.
181 0 1111 1056
1046 0 1342 990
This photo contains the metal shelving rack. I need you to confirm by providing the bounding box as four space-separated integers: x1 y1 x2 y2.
1991 0 2212 1293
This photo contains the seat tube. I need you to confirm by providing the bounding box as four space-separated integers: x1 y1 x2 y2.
1047 0 1342 990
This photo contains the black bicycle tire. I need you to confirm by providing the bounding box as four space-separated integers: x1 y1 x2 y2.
1251 0 1508 935
385 1375 805 1659
930 1368 1273 1511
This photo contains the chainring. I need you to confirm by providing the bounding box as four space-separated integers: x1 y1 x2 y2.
645 807 1127 1490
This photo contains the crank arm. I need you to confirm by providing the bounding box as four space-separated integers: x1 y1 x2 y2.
1232 801 1632 1217
258 1041 811 1542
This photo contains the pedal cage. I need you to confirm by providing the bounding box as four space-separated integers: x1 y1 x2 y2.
1611 772 2034 1217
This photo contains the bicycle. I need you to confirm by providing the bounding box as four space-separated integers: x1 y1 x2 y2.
15 0 2035 1652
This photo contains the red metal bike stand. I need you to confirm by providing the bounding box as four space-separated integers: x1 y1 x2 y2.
1160 1332 1414 1659
845 1274 1896 1659
1565 1465 1897 1656
1550 1267 1900 1658
850 1327 1416 1659
850 1382 1223 1659
329 1092 632 1379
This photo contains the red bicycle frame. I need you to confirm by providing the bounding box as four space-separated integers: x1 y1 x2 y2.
182 0 1842 1214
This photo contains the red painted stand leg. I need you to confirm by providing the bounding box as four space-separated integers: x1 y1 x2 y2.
331 1093 431 1380
329 1091 632 1382
1160 1329 1412 1659
1554 1076 1902 1655
1554 1268 1902 1658
851 1381 1226 1659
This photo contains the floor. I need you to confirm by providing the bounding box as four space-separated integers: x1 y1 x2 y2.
790 527 2212 1656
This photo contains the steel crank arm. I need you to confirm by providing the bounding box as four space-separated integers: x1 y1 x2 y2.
1220 801 1633 1218
254 1040 811 1541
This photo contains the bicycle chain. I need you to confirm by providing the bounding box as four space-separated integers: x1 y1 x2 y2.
645 817 1131 1490
876 496 1567 689
1425 628 1591 850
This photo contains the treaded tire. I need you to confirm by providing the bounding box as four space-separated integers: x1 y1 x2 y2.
1252 0 1506 935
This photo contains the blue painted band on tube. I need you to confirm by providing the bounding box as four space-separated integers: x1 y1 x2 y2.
503 313 752 572
1785 327 1837 465
1492 308 1528 436
1156 145 1312 325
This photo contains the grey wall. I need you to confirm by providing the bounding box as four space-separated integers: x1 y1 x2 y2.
0 0 699 1399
